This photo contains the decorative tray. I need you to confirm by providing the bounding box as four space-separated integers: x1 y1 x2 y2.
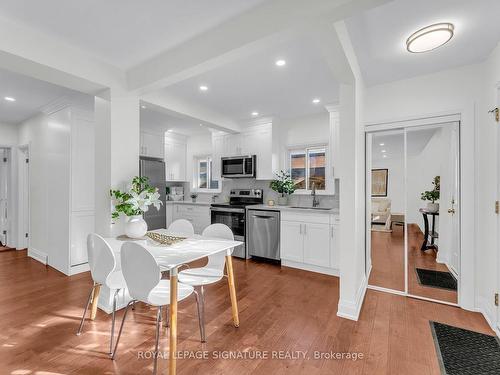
145 232 186 246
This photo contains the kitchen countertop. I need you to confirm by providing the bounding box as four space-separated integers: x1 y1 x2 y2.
165 201 212 206
247 204 339 215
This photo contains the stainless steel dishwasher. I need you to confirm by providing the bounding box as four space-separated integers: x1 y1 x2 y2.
247 209 280 260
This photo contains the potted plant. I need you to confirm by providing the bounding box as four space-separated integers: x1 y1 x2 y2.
270 170 296 205
190 193 198 203
110 176 162 238
421 176 440 212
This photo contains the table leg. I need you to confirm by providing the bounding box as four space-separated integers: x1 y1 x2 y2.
90 284 101 320
225 255 239 328
169 270 178 375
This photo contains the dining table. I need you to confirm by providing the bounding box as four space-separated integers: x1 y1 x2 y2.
93 229 243 375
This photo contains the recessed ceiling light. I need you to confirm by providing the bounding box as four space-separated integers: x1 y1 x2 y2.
199 123 204 127
406 23 454 53
167 129 173 132
312 98 321 104
275 59 286 67
4 96 16 102
379 143 385 146
141 105 146 109
381 150 386 153
251 111 259 117
383 155 388 158
199 85 208 91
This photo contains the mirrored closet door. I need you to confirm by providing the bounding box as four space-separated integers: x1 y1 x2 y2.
366 130 405 292
366 121 460 304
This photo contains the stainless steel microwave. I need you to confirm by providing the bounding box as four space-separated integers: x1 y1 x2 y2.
221 155 256 178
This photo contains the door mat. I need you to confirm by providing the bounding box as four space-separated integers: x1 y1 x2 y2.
416 268 457 291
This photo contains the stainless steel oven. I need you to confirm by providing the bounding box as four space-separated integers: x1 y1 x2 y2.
210 189 263 258
221 155 256 178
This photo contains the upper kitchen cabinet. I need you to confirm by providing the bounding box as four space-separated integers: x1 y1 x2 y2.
140 130 164 159
212 123 274 180
165 134 187 181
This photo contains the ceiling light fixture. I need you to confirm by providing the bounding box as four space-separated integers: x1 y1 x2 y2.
379 143 385 146
312 98 321 104
251 111 259 117
406 23 454 53
141 105 146 109
381 150 386 153
4 96 16 102
383 155 388 158
275 59 286 67
199 85 208 91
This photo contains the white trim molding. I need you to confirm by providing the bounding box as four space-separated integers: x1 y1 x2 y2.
28 247 48 266
337 275 368 321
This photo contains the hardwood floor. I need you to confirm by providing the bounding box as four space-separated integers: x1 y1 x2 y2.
369 224 457 303
0 250 491 374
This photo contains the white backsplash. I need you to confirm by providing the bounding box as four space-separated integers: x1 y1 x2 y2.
180 178 340 208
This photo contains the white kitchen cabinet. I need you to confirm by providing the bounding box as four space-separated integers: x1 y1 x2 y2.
140 130 164 159
172 204 210 234
280 221 303 262
165 136 187 181
211 133 224 180
303 223 330 267
280 211 339 276
223 133 242 156
329 222 339 269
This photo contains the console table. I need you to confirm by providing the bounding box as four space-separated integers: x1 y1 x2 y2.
419 208 439 251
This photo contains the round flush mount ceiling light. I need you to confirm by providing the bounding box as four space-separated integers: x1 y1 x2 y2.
4 96 16 102
251 111 259 117
312 98 321 104
275 59 286 67
406 23 454 53
199 85 208 91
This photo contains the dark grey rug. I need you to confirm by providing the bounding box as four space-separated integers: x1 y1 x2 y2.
430 321 500 374
416 268 457 291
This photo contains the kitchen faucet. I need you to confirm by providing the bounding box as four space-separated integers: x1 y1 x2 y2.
311 182 320 207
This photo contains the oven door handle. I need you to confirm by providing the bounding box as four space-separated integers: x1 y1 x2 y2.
210 207 245 213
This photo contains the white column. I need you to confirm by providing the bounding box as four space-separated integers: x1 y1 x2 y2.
94 91 140 237
325 103 340 192
337 82 367 321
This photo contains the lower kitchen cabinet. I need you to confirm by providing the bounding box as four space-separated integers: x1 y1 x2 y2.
280 212 339 276
171 203 210 234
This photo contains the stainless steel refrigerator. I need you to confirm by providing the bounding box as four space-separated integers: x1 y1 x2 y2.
139 157 166 230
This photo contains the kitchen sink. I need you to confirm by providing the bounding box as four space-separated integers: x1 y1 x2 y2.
290 206 332 210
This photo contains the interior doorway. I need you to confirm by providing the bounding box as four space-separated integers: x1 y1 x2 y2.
366 120 460 305
0 147 11 250
18 145 29 250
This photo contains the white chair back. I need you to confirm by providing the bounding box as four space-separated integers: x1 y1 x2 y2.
87 233 116 285
202 224 233 270
167 219 195 236
120 242 161 303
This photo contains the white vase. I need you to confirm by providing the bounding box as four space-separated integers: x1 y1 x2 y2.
125 215 147 239
277 196 288 206
427 202 439 212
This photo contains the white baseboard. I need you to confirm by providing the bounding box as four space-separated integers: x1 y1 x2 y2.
337 275 367 321
281 260 339 277
69 262 90 275
474 296 500 337
28 247 48 265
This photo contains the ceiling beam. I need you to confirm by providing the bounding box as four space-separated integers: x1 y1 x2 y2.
0 14 124 93
127 0 391 93
141 90 242 133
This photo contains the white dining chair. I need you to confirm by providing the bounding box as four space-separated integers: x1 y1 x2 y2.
178 223 234 342
112 241 194 374
166 219 195 236
77 233 128 355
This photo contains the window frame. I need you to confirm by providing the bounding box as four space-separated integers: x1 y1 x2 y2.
192 155 221 193
287 144 328 193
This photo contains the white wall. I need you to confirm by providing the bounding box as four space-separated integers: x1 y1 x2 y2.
0 122 18 145
363 53 495 322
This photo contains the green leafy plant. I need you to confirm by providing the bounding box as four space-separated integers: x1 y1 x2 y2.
269 170 296 197
110 176 162 219
421 175 440 203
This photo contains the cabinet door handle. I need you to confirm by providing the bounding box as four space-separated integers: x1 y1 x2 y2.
299 224 302 235
304 224 307 236
330 226 334 238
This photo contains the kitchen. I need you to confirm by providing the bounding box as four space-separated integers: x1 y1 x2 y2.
139 103 340 277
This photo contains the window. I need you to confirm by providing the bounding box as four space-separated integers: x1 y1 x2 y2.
289 146 326 191
195 156 219 191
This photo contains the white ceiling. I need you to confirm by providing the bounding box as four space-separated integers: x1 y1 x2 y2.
0 68 77 124
162 34 339 122
141 106 211 137
0 0 265 69
346 0 500 85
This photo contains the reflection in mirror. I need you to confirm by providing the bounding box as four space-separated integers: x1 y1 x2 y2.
367 130 405 292
406 123 459 303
